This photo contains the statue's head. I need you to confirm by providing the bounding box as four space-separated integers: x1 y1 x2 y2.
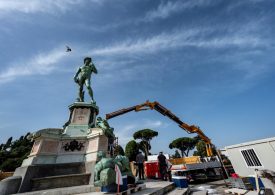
84 57 92 64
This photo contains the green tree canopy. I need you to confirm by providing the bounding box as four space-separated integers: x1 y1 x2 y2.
114 145 125 156
0 133 33 172
169 137 197 157
193 141 217 157
193 135 202 143
193 140 207 157
3 137 13 150
125 140 139 161
138 140 152 157
133 129 158 159
133 129 158 142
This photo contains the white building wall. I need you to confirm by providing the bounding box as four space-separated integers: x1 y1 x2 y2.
225 137 275 177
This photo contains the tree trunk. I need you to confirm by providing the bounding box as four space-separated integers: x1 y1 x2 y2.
143 142 148 160
180 150 184 157
186 149 189 157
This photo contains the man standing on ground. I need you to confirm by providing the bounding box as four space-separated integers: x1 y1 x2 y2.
136 151 145 180
158 151 167 180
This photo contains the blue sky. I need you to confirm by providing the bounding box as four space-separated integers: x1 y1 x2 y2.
0 0 274 155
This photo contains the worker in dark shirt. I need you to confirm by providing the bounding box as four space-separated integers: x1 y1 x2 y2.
136 151 145 180
158 151 167 180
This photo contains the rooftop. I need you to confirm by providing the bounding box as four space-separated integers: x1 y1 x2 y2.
225 136 275 149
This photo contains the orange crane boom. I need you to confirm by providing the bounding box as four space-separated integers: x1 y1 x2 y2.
106 100 214 156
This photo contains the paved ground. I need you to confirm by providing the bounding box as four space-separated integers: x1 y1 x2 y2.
134 180 174 195
166 188 188 195
189 180 229 195
76 179 229 195
77 179 175 195
19 179 228 195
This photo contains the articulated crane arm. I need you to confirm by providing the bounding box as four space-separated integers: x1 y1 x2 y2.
105 100 214 156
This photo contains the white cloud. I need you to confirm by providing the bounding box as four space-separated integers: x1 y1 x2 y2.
226 0 266 12
91 28 266 57
0 0 74 14
0 22 268 88
145 0 265 22
0 0 102 14
0 47 67 84
89 20 271 90
144 1 182 21
144 0 213 22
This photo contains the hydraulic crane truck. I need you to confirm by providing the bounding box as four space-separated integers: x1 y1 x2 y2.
105 100 214 157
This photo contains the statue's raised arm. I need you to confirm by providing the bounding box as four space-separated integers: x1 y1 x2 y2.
74 57 97 103
92 63 98 74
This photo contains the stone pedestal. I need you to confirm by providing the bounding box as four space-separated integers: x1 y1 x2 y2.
63 102 99 137
13 102 111 193
22 128 109 166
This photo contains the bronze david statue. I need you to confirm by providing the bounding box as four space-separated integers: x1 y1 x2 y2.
74 57 98 103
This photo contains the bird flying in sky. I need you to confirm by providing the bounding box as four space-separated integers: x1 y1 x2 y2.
66 46 71 52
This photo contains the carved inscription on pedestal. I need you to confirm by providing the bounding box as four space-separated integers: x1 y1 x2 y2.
40 140 59 154
71 108 90 125
98 136 108 151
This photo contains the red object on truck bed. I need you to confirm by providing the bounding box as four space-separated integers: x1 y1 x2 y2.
144 161 161 179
